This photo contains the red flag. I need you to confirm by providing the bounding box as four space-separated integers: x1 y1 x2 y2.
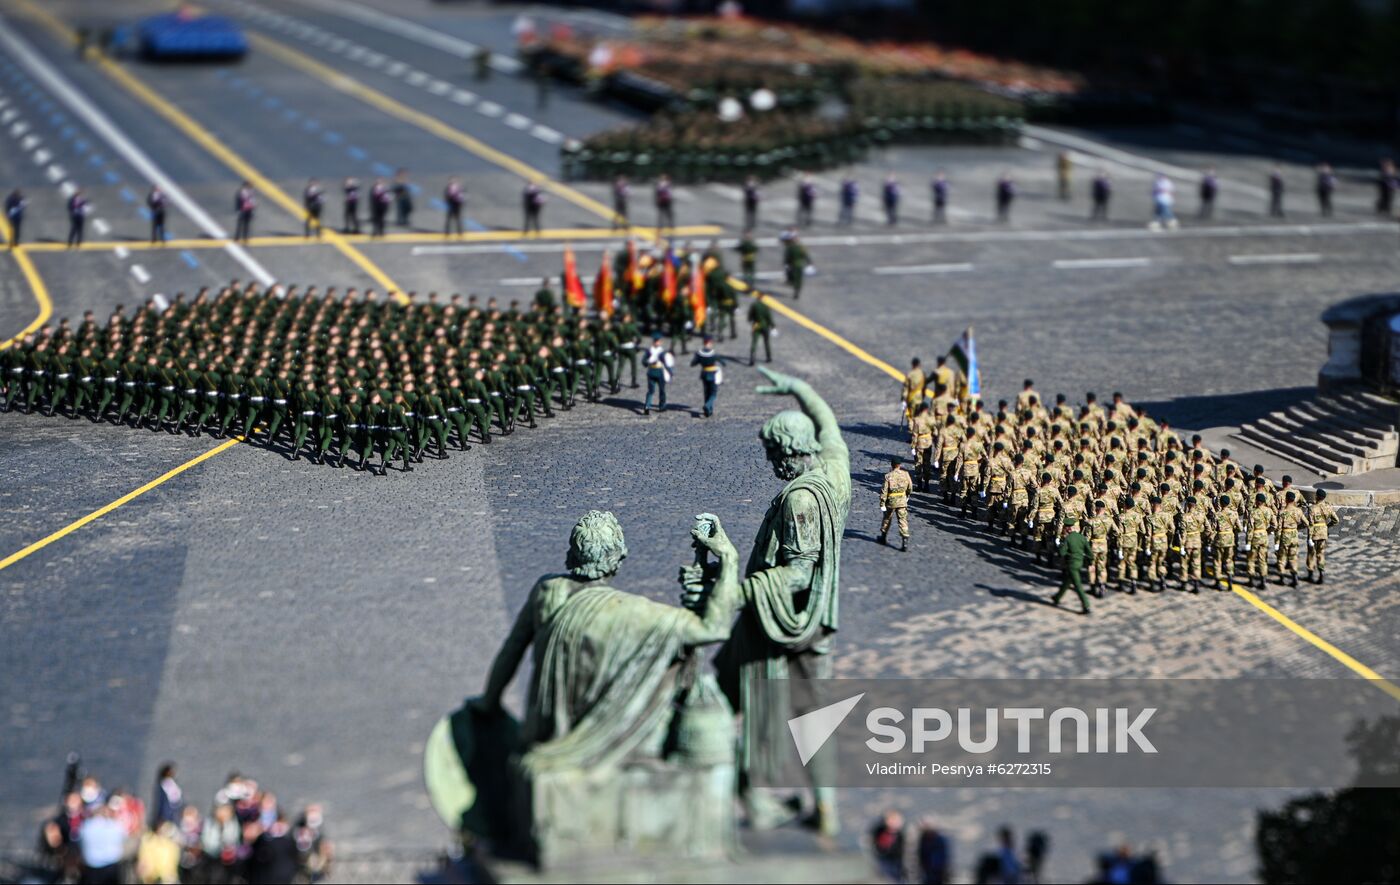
594 259 614 317
563 245 586 309
690 262 706 330
661 253 677 308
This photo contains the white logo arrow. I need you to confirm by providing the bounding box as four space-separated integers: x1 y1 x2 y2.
787 692 864 766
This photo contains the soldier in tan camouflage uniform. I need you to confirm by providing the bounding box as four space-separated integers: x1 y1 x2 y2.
909 402 936 492
878 456 913 552
1275 490 1307 587
1245 492 1275 589
1085 499 1113 597
1115 490 1146 593
1146 496 1173 592
1210 493 1242 590
1306 488 1338 584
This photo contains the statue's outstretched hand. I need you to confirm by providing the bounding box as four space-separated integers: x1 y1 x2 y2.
754 365 800 397
691 513 736 560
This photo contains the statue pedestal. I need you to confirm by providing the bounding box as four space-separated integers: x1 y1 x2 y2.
523 758 737 869
487 824 871 884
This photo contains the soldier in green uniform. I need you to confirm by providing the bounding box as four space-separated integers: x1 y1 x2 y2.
747 296 774 366
616 313 641 389
782 232 810 299
315 383 345 465
1051 515 1091 614
735 229 759 285
381 391 414 474
1306 488 1338 583
878 456 912 551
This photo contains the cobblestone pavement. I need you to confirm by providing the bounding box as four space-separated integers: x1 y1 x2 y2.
1 1 1398 882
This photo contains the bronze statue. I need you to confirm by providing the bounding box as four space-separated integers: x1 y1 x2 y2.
716 366 851 835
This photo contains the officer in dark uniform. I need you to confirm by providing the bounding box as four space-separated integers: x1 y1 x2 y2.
146 186 167 243
654 174 675 233
1268 166 1285 218
369 178 391 237
5 188 27 246
1315 163 1336 217
343 177 361 234
303 178 324 238
995 173 1015 223
931 171 948 224
67 188 89 248
1198 168 1218 219
233 182 255 243
523 182 544 235
443 177 465 236
742 175 760 230
393 169 413 228
1090 171 1111 221
612 176 629 230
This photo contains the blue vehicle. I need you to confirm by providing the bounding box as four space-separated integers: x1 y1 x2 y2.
111 10 248 61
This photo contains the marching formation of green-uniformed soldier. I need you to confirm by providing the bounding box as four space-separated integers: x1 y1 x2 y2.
868 377 1344 604
0 278 686 475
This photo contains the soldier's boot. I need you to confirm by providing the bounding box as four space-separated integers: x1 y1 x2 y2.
1290 571 1298 588
1305 569 1313 584
1316 569 1324 585
1127 580 1138 595
900 536 908 552
1190 580 1200 594
1156 578 1166 593
877 532 887 546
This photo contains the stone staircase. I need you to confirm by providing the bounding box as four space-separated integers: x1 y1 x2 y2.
1234 390 1400 476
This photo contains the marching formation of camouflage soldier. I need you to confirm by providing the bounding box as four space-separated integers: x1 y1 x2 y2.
879 371 1343 600
878 456 912 552
0 277 676 474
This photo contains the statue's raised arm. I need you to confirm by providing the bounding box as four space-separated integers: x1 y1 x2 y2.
754 366 849 476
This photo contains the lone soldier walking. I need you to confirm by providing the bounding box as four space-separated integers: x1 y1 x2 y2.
1056 151 1072 201
796 174 816 227
878 456 912 551
782 231 810 299
736 229 759 284
1306 488 1338 583
882 173 900 225
1090 171 1111 221
1051 516 1091 614
747 296 774 365
931 170 948 224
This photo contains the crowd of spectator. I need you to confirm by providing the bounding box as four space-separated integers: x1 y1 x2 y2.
30 758 331 885
868 810 1163 884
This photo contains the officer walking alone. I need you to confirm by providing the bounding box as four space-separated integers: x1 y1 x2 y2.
523 182 544 235
1315 163 1336 217
1198 168 1218 219
233 181 255 243
342 177 361 234
742 175 760 230
303 178 324 238
1268 166 1285 218
643 330 673 416
654 174 675 234
931 170 948 224
147 186 167 243
443 177 465 236
67 187 89 248
882 173 900 225
612 175 629 230
1051 515 1091 615
1090 171 1111 221
5 188 26 247
995 173 1015 222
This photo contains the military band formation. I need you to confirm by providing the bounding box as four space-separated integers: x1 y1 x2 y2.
882 361 1340 615
0 231 785 473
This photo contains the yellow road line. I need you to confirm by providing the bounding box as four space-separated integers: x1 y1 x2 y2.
0 215 54 351
248 31 624 226
242 30 904 382
16 225 725 253
727 277 903 381
11 0 404 300
0 437 242 573
1228 580 1400 703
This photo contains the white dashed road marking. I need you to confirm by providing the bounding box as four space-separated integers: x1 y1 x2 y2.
873 262 976 275
130 264 151 284
1227 252 1322 265
1052 256 1153 270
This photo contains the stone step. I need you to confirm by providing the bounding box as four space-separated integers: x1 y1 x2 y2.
1253 413 1369 462
1235 425 1351 475
1323 391 1400 429
1290 400 1396 446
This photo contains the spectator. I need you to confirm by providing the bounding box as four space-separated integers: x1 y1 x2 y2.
136 821 181 884
1025 830 1049 882
36 818 68 881
78 799 128 885
916 817 951 885
176 805 205 882
150 762 183 828
247 810 299 885
78 776 106 813
996 826 1022 883
295 803 333 882
871 809 907 883
201 803 241 885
